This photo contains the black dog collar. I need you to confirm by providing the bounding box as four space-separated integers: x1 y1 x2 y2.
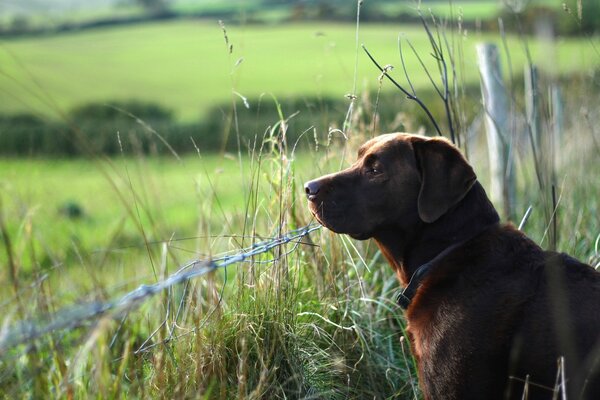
396 241 463 309
396 261 434 309
396 223 498 310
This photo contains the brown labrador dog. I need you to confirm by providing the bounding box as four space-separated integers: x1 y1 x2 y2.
305 133 600 400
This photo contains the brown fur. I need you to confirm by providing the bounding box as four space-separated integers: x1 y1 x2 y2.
305 133 600 399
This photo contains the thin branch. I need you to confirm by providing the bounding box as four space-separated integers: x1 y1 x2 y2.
362 45 443 137
398 34 416 96
406 39 443 98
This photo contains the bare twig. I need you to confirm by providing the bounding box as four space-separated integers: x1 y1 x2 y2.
419 11 456 143
364 8 462 144
362 45 443 137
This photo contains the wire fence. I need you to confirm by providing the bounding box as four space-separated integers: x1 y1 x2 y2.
0 223 321 356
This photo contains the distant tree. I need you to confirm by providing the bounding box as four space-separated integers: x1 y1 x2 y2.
132 0 170 14
10 15 30 33
501 0 600 36
544 0 599 35
570 0 600 34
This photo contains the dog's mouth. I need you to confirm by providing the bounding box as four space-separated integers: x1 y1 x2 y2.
308 201 328 227
308 201 370 240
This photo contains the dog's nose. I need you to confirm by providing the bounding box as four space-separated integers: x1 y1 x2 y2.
304 180 321 200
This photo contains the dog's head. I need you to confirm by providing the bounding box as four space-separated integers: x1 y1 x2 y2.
304 133 477 240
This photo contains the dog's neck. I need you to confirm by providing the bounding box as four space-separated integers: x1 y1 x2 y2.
374 181 500 285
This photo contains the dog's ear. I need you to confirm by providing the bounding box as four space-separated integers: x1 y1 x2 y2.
412 137 476 223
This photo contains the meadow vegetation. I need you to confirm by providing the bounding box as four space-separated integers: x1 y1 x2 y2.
1 95 599 398
1 19 599 156
0 1 599 399
1 20 598 121
0 133 419 398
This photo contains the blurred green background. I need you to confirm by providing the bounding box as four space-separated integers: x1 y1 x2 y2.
1 1 599 399
1 0 599 155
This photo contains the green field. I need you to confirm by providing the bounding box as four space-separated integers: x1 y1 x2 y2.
0 152 316 275
2 20 598 121
1 7 600 398
0 147 349 311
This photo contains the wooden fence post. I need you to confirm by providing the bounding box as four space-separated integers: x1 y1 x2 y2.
550 84 563 162
476 43 515 220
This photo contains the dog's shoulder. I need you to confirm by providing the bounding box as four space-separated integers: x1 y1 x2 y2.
480 224 598 276
450 223 544 275
541 250 600 281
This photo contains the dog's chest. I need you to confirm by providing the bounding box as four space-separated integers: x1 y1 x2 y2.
406 301 464 360
405 301 482 398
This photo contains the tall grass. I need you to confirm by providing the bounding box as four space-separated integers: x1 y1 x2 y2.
0 116 421 398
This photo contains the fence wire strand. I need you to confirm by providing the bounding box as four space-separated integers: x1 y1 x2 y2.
0 224 321 356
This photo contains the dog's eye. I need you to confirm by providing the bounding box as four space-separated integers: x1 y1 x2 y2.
365 165 383 176
363 155 384 177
